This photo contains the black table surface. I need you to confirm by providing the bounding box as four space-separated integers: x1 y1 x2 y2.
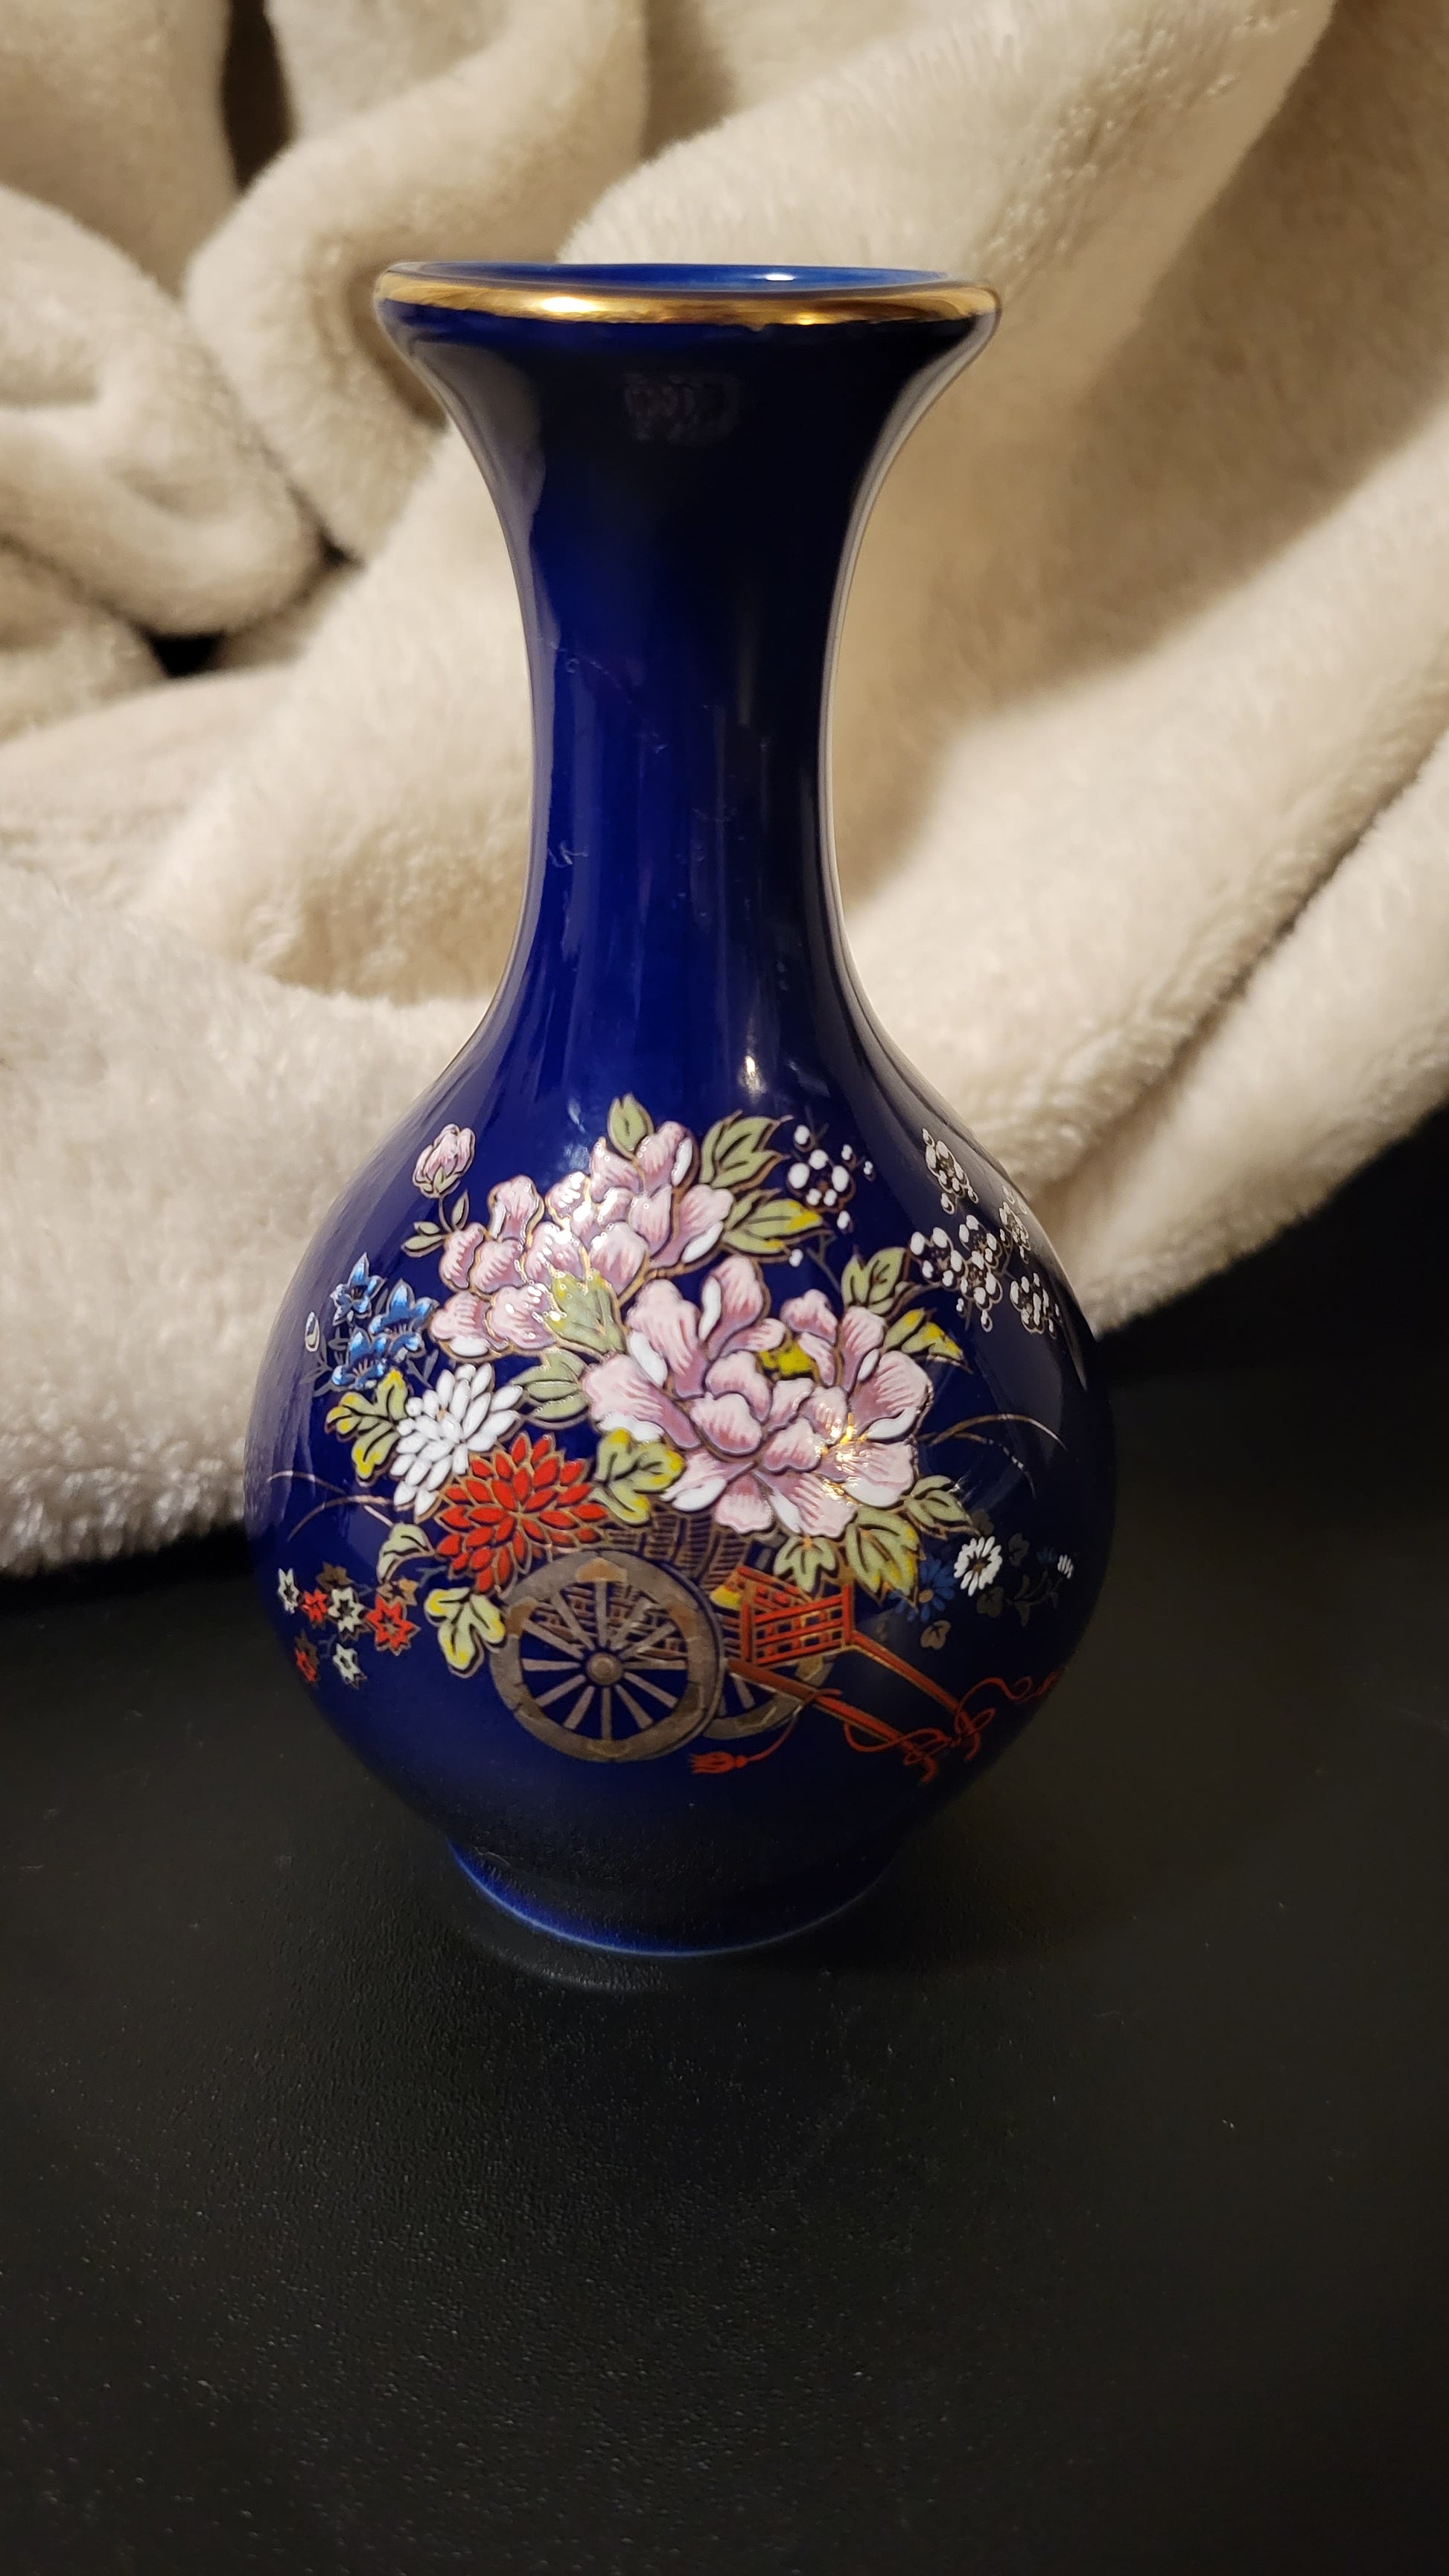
5 1124 1449 2576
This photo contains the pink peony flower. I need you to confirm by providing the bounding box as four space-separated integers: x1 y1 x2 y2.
543 1120 732 1294
413 1122 475 1198
430 1174 554 1358
428 1122 733 1359
581 1259 932 1538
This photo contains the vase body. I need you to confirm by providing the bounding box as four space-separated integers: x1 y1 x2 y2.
245 264 1114 1955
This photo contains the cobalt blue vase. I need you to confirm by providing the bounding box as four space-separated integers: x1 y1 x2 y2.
244 263 1115 1956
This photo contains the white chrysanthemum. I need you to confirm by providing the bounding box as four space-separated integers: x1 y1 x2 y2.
277 1567 299 1612
390 1362 521 1518
955 1533 1004 1595
334 1645 363 1686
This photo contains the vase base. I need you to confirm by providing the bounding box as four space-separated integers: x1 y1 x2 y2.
447 1840 897 1960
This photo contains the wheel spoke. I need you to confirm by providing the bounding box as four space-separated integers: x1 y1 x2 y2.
615 1683 656 1733
608 1594 664 1657
534 1673 589 1709
621 1670 683 1709
561 1684 596 1732
598 1686 613 1742
541 1593 596 1654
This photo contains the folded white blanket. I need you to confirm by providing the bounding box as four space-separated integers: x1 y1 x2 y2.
1 0 1447 1570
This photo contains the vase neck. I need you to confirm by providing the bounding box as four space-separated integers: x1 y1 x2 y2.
383 281 993 1091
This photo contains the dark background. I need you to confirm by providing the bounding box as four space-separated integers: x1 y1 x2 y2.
4 1112 1448 2575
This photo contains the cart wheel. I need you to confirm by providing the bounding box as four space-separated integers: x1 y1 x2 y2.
494 1552 722 1762
705 1654 833 1741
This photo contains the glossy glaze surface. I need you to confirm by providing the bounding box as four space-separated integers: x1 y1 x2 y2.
244 264 1114 1952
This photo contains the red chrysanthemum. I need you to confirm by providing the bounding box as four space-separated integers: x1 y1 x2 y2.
300 1587 329 1627
436 1429 606 1593
364 1595 418 1655
293 1640 318 1683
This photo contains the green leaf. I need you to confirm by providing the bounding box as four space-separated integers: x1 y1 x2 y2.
445 1190 470 1231
720 1195 823 1256
698 1112 779 1193
323 1368 408 1482
547 1272 626 1356
515 1346 590 1424
401 1221 444 1256
593 1428 683 1527
902 1474 971 1537
377 1521 434 1580
425 1584 505 1677
773 1532 838 1596
840 1246 907 1313
884 1307 965 1361
841 1505 920 1599
607 1094 653 1154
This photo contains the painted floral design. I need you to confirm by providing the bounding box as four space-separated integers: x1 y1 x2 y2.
579 1258 936 1541
392 1361 521 1519
284 1096 1074 1752
328 1260 436 1391
436 1431 606 1590
413 1123 474 1198
923 1127 977 1214
955 1533 1004 1595
427 1119 735 1362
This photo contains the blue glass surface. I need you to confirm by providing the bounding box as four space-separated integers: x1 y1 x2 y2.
245 264 1114 1955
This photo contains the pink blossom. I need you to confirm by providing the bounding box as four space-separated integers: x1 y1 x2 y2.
430 1175 555 1358
581 1260 931 1538
543 1120 731 1293
412 1123 475 1198
429 1122 733 1359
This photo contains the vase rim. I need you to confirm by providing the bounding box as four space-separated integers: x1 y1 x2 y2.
374 261 999 330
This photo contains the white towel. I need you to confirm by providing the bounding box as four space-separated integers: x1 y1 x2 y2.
1 0 1446 1568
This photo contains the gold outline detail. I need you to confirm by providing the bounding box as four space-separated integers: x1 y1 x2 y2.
374 267 999 331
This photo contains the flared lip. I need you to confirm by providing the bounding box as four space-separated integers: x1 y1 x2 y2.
374 261 999 330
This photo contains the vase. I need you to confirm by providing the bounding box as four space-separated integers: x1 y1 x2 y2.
245 263 1115 1957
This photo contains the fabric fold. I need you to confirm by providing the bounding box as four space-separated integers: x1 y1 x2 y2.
186 0 649 557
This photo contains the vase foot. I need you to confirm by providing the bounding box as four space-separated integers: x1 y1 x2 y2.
447 1840 898 1960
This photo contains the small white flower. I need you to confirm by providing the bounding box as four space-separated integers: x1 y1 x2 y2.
809 1148 828 1170
955 1534 1003 1595
1010 1269 1059 1337
1057 1553 1074 1580
304 1312 321 1354
334 1645 363 1686
391 1361 521 1518
329 1584 364 1635
788 1161 810 1189
836 1211 851 1231
277 1568 299 1613
793 1124 811 1147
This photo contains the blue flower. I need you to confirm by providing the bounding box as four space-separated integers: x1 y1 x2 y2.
326 1276 436 1389
331 1255 384 1329
914 1551 959 1621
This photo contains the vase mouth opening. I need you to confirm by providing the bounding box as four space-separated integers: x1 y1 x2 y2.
375 261 999 331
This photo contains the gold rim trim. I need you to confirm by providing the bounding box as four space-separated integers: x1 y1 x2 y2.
375 268 999 331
